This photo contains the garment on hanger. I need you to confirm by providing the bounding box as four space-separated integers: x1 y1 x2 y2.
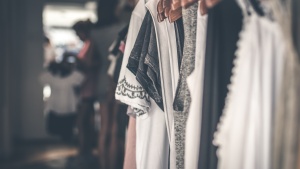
269 0 300 168
213 3 285 167
115 0 150 117
123 112 137 169
146 0 181 168
107 25 129 83
127 11 164 110
116 1 170 168
184 12 207 169
197 0 243 168
172 3 198 169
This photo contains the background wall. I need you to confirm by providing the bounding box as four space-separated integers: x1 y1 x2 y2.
0 0 46 158
19 0 46 140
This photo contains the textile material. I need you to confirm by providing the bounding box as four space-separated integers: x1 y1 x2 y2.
213 6 285 168
115 0 150 117
293 0 300 58
146 0 180 167
184 13 207 169
107 25 129 83
270 0 300 168
114 52 124 83
92 18 128 101
173 3 198 169
127 11 164 110
135 99 169 169
272 35 300 169
117 1 170 169
198 0 243 168
123 116 137 169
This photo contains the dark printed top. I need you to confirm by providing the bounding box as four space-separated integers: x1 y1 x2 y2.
126 11 164 110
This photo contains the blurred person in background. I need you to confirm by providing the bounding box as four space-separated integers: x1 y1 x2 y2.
40 53 84 142
72 20 101 156
43 36 56 68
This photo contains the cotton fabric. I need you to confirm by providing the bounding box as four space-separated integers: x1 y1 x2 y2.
185 12 207 169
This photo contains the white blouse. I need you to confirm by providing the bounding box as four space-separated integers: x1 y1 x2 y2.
214 11 285 169
115 0 150 117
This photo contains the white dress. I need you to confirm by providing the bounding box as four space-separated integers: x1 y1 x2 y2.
115 0 169 168
213 10 285 169
185 12 207 169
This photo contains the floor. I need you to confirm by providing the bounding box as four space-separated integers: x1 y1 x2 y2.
0 140 100 169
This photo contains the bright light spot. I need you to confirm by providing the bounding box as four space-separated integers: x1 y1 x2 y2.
43 85 51 101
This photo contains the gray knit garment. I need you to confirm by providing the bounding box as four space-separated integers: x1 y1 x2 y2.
173 3 198 169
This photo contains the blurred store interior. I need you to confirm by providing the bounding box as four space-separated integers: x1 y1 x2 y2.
0 0 134 168
2 0 299 169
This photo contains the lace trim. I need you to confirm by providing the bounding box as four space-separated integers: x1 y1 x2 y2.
116 77 150 102
213 13 250 154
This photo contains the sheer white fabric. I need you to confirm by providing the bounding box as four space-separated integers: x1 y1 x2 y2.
214 11 285 169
